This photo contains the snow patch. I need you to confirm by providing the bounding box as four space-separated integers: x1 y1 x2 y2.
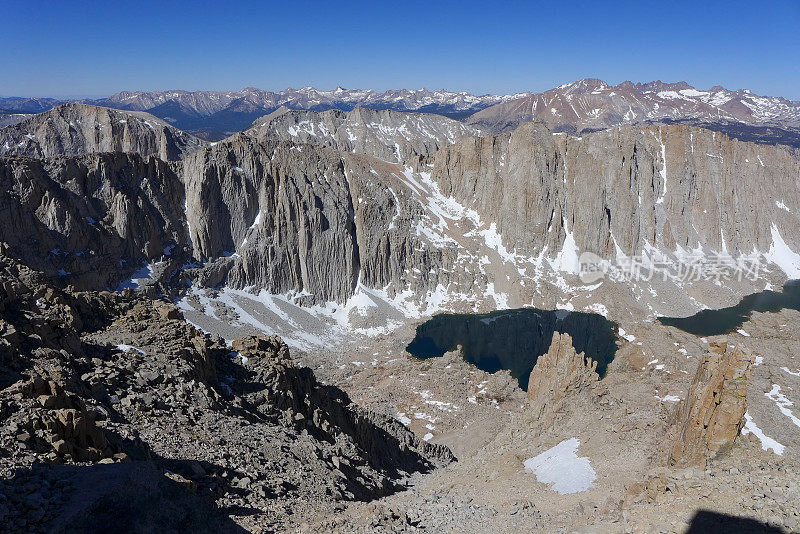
548 225 580 274
523 438 596 494
764 224 800 278
584 303 608 317
765 384 800 428
116 263 155 291
741 412 785 455
116 344 145 355
618 327 636 342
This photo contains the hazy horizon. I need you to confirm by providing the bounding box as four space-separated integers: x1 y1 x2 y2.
3 0 799 100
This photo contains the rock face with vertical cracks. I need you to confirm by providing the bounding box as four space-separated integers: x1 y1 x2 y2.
433 122 800 259
182 135 361 303
184 121 800 304
525 332 601 430
1 117 800 307
667 342 753 468
181 134 453 304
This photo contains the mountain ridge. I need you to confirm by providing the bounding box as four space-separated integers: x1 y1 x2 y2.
0 87 529 140
3 114 798 318
3 81 799 145
467 78 800 140
0 103 207 161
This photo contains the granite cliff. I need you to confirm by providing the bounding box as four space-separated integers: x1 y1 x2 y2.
0 103 206 161
1 108 799 313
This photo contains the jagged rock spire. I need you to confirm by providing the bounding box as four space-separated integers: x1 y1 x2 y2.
526 332 600 428
667 342 753 468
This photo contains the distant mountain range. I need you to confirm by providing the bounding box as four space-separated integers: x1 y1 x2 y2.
467 79 800 146
0 88 530 140
2 80 799 145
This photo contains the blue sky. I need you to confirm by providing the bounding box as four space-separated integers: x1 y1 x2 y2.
3 0 799 99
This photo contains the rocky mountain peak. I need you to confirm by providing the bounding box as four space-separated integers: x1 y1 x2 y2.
558 78 610 94
0 103 207 161
636 80 694 92
245 106 479 163
468 79 800 141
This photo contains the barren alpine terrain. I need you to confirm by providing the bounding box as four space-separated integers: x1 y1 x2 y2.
1 65 800 534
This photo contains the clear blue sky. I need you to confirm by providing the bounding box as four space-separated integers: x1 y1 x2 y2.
3 0 799 99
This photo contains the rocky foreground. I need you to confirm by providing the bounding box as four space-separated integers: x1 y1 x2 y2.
0 250 451 532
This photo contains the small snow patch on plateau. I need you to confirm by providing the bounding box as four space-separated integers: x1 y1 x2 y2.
396 413 412 426
584 303 608 317
618 327 636 342
523 438 596 494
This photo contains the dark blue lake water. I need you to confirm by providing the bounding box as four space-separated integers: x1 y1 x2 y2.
658 280 800 335
406 308 618 390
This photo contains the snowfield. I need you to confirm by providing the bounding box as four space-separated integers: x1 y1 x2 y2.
523 438 597 494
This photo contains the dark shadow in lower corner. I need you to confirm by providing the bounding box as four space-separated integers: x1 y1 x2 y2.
4 461 249 534
685 510 785 534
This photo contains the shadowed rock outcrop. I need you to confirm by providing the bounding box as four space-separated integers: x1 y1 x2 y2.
667 342 753 468
0 153 187 290
4 376 117 462
231 335 455 472
0 253 454 531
